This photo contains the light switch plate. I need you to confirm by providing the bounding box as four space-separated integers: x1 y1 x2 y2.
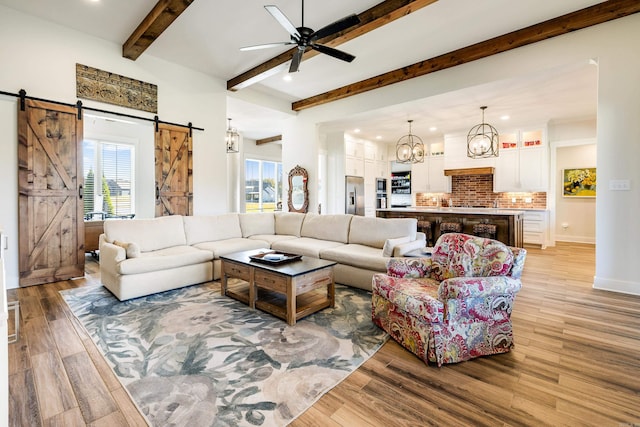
609 179 631 191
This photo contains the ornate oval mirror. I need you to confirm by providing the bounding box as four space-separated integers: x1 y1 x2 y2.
287 165 309 213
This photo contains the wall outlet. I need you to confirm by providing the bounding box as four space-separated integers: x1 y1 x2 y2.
525 197 532 203
511 197 516 203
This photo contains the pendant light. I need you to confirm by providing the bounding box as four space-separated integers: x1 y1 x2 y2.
226 118 239 153
467 106 499 158
395 119 425 164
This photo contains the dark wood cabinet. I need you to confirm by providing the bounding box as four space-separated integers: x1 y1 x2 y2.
377 208 524 248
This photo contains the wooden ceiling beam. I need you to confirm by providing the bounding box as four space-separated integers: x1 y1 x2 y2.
227 0 438 91
292 0 640 111
256 135 283 145
123 0 195 61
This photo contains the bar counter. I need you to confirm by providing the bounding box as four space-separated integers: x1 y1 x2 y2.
377 207 524 247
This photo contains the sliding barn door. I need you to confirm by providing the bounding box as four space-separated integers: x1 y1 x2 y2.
154 123 193 216
18 99 84 286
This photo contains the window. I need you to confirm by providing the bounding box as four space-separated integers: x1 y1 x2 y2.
245 159 282 213
83 139 135 218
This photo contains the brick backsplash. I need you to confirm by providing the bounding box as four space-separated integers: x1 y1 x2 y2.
415 174 547 209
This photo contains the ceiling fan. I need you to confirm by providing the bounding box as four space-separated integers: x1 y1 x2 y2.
241 0 360 73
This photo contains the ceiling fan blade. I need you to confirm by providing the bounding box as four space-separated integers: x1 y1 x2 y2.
240 41 295 51
311 14 360 41
289 48 304 73
311 44 355 63
265 5 300 38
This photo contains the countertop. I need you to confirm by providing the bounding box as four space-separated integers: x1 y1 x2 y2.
377 207 525 215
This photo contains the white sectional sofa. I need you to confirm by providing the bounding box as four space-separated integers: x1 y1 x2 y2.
99 212 425 300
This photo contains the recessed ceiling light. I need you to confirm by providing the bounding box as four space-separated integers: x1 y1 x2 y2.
283 74 292 82
429 126 437 132
501 115 510 120
376 135 382 140
354 128 360 133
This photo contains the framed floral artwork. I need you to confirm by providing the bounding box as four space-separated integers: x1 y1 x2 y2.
563 167 596 197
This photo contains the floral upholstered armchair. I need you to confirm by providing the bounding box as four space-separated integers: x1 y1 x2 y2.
371 233 526 366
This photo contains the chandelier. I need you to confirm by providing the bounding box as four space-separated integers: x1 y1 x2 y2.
395 119 425 164
226 118 239 153
467 106 499 158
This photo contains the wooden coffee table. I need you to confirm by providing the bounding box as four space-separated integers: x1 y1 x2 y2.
220 249 337 325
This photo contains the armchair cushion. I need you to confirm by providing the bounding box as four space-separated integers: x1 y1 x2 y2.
372 274 442 323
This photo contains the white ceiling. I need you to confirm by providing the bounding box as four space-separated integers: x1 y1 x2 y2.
0 0 603 141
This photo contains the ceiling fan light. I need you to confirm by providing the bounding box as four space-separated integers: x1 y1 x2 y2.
467 106 499 159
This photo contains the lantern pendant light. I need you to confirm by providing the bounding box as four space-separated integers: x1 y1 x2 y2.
467 106 499 159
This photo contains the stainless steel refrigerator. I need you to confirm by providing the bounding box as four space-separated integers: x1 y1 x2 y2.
345 176 365 216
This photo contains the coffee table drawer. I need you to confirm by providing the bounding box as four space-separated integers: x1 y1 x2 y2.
224 261 251 281
255 269 287 293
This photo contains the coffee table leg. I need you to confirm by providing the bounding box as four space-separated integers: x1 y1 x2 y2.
287 277 295 325
221 262 227 296
249 267 256 309
329 271 335 308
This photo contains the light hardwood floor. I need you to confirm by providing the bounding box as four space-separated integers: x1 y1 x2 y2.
7 243 640 426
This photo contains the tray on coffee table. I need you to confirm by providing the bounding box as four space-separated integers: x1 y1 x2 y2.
249 251 302 265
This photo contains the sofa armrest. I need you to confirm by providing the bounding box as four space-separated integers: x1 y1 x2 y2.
437 276 522 301
393 236 426 256
99 238 126 273
386 257 433 278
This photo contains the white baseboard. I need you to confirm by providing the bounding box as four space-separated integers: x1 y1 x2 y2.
555 234 595 244
593 276 640 296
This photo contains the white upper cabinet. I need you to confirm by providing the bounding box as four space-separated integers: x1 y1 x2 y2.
493 127 548 192
444 133 496 170
411 141 450 193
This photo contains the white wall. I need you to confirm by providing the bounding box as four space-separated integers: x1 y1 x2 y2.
0 6 228 289
280 14 640 295
555 144 596 243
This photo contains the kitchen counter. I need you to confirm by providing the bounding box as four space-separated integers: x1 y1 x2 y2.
377 207 524 247
379 207 526 215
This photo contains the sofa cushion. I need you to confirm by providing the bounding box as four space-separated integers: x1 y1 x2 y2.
193 238 269 258
275 212 305 237
349 216 417 248
104 215 186 252
183 214 242 245
300 214 352 243
382 236 411 257
271 237 344 258
320 244 388 271
248 234 297 246
117 245 213 275
239 213 275 237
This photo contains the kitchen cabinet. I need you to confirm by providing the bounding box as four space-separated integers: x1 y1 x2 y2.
411 156 450 193
364 160 376 217
493 127 548 192
345 137 365 177
444 133 496 170
345 156 364 176
522 210 548 248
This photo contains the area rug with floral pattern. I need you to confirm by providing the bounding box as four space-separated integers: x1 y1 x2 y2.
60 283 388 426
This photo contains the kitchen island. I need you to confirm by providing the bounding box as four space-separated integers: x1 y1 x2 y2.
377 207 524 247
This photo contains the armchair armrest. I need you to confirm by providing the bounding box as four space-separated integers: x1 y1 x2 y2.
386 257 433 278
438 276 522 301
